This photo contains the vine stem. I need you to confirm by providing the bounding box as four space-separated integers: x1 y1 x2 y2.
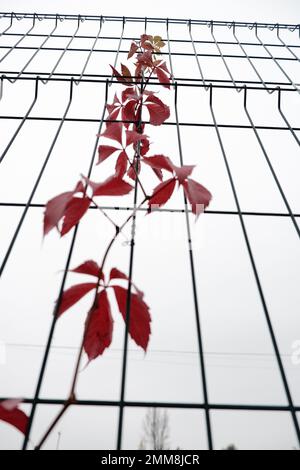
33 197 147 450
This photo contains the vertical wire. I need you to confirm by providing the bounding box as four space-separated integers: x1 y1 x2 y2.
276 24 300 62
208 84 300 448
0 76 39 164
167 19 214 451
0 78 74 278
40 15 83 84
5 15 60 84
229 22 275 94
74 16 104 85
22 18 126 450
188 20 209 90
208 20 242 92
252 23 300 95
0 13 39 65
243 86 300 240
0 12 14 37
198 21 300 241
277 87 300 147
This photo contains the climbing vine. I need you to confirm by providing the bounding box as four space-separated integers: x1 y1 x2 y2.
0 34 212 448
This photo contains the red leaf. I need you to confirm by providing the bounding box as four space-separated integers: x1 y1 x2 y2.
127 157 141 180
109 267 128 282
122 100 137 126
86 175 133 197
145 100 170 126
97 145 119 164
61 197 90 236
84 290 113 361
44 191 74 236
158 61 170 74
139 136 150 156
101 122 123 145
115 151 128 178
110 267 144 298
173 165 195 184
148 178 176 209
128 42 139 59
57 283 97 316
143 155 174 173
122 87 138 103
125 130 148 148
0 400 28 435
107 108 121 120
155 66 171 89
136 50 153 68
106 93 121 119
110 65 128 84
121 63 132 80
71 260 101 278
43 182 85 236
113 286 151 351
151 168 163 181
183 178 212 217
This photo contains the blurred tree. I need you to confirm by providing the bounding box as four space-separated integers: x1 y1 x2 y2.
140 408 170 450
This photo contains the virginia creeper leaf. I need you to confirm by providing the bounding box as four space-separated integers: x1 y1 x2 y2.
121 63 132 80
145 100 170 126
173 165 195 184
109 267 128 282
44 191 74 236
122 86 138 103
128 42 139 59
84 290 113 361
113 286 151 351
97 145 119 165
57 283 97 316
115 151 128 178
0 400 28 435
148 178 176 209
142 155 174 173
122 100 137 126
101 122 123 145
182 178 212 217
61 197 90 236
110 65 128 84
71 260 101 278
125 130 148 148
155 66 171 89
85 175 133 197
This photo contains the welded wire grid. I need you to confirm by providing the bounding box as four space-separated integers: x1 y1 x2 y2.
0 12 300 450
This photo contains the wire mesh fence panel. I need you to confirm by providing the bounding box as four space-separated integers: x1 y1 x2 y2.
0 12 300 450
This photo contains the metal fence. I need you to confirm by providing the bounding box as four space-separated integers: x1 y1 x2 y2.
0 12 300 450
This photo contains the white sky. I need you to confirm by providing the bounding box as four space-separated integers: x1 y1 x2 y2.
0 0 299 24
0 0 299 451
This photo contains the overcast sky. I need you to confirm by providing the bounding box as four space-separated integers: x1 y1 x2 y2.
0 0 299 451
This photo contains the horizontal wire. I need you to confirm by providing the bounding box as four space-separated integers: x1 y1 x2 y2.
0 396 298 412
0 115 299 132
1 71 299 88
0 202 298 218
1 32 300 49
0 75 296 91
0 44 298 61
